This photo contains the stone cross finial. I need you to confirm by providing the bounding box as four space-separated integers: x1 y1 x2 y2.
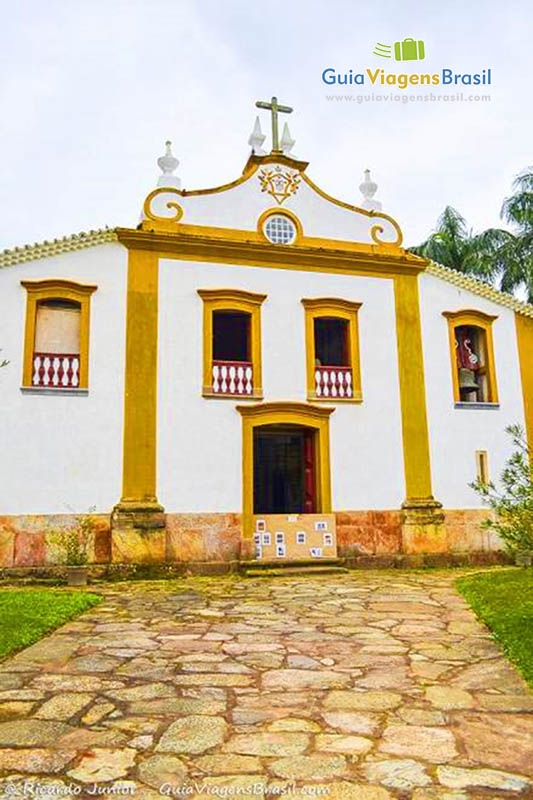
255 96 293 152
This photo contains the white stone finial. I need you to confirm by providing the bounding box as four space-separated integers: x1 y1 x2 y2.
248 116 266 155
157 140 181 188
280 122 295 156
359 168 382 211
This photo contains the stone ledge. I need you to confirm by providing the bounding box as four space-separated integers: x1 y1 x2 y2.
0 551 513 583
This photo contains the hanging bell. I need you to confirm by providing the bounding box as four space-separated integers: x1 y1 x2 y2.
458 368 479 391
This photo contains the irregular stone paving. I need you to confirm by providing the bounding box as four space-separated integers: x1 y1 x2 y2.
0 571 533 800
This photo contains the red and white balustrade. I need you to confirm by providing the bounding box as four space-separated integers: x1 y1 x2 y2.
32 352 80 388
212 360 253 396
315 365 353 398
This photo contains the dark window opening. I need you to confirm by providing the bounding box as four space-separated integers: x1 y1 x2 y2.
314 317 349 367
213 311 250 362
254 426 316 514
455 324 489 402
37 299 81 311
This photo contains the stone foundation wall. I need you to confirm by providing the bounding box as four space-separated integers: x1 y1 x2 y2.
0 508 504 568
0 514 111 567
335 510 403 557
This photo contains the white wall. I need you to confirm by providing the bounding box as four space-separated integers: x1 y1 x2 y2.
0 244 127 514
419 272 526 508
158 259 405 513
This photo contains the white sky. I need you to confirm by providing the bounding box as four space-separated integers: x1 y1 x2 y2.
0 0 531 251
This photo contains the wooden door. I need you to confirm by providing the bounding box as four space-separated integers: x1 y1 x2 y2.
303 430 316 513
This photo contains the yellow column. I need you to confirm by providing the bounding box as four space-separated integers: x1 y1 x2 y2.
120 249 160 506
111 248 165 563
515 313 533 450
394 274 444 553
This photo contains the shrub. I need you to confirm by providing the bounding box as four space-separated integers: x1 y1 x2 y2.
50 509 98 566
470 424 533 554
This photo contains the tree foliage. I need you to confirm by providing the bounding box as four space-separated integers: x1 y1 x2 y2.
470 425 533 554
410 168 533 303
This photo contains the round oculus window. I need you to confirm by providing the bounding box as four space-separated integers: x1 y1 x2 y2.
263 214 297 244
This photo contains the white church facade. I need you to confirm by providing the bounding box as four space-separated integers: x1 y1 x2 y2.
1 101 532 571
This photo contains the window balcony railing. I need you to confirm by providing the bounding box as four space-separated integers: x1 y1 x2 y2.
212 360 253 396
314 365 353 399
32 352 80 388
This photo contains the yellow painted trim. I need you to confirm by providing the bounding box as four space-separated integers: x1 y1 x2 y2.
116 228 423 279
243 153 310 174
257 208 304 244
301 298 363 403
394 275 434 501
197 288 267 398
442 310 499 403
20 279 97 389
142 188 184 231
475 450 489 483
121 250 160 505
299 173 403 246
515 312 533 451
236 401 335 539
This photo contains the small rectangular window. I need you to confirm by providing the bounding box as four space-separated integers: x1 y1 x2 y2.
213 311 250 362
314 318 349 367
198 289 266 399
302 299 362 403
476 450 489 483
296 531 306 544
21 280 96 390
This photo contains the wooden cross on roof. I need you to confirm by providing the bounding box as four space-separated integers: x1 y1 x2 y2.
255 96 293 153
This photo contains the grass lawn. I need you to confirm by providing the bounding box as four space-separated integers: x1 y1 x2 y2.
457 568 533 687
0 590 102 660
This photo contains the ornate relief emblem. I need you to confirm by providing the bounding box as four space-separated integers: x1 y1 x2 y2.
258 166 301 205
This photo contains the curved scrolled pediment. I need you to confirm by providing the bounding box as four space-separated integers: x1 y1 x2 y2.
140 157 403 249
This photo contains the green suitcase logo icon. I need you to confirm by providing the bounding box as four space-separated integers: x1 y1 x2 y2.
394 38 425 61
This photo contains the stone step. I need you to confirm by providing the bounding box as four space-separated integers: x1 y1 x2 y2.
244 565 349 578
240 557 344 570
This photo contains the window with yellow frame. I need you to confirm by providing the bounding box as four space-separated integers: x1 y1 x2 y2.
301 298 363 402
443 309 499 405
197 288 266 399
21 279 97 390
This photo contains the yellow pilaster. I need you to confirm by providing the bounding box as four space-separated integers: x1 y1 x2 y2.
515 313 533 450
394 274 444 553
120 249 160 506
394 274 433 499
111 248 164 562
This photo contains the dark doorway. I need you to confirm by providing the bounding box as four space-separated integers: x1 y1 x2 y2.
213 311 250 362
254 426 316 514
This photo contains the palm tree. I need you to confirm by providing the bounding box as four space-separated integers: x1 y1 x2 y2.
410 168 533 303
495 168 533 302
409 206 506 280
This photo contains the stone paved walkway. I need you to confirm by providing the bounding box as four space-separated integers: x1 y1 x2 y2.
1 572 533 800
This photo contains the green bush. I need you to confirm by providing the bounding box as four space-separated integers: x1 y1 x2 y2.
470 424 533 554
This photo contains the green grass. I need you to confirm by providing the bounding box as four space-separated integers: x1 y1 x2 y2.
0 590 102 660
457 568 533 687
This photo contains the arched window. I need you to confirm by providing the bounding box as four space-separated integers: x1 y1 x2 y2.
21 280 97 390
33 299 82 387
443 310 498 405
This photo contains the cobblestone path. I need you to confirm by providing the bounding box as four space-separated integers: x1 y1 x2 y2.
0 572 532 799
